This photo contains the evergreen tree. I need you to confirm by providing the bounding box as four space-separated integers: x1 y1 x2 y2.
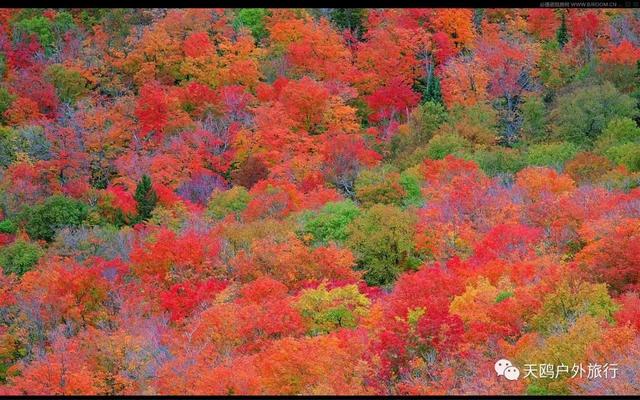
556 11 569 49
134 175 158 222
415 73 444 105
329 8 367 39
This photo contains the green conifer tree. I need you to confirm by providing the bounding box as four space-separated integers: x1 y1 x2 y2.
134 175 158 222
556 11 569 49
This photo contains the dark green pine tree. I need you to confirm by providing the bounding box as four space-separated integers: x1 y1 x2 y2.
329 8 367 39
134 174 158 222
415 73 444 105
556 11 569 49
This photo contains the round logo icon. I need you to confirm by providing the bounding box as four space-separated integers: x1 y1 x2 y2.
494 359 512 376
504 366 521 381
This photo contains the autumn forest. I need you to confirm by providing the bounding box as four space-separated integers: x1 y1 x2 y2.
0 7 639 395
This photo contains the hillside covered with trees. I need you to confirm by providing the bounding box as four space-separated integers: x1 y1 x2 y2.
0 8 639 395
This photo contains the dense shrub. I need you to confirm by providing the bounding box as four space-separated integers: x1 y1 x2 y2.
0 239 44 275
346 204 417 286
525 142 579 169
22 195 89 242
550 82 638 146
425 133 471 160
299 200 361 245
207 186 251 221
